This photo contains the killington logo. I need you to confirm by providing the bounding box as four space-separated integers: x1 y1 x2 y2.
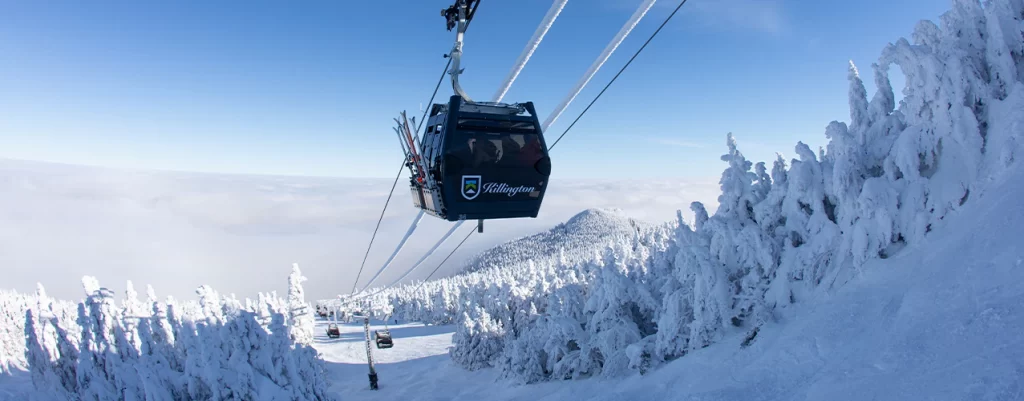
482 182 536 197
461 175 481 200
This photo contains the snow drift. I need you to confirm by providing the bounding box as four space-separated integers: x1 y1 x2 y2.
359 0 1024 384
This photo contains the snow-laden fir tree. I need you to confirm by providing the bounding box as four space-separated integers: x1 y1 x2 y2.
76 277 121 400
288 263 314 346
450 305 505 370
25 309 60 397
11 267 338 400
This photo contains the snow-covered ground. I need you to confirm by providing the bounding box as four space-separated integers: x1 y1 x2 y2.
314 319 512 401
0 370 32 400
316 166 1024 401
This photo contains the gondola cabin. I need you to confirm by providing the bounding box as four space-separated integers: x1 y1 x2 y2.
410 95 551 223
373 330 393 349
326 324 340 339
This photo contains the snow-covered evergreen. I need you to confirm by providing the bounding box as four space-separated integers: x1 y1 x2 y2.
288 263 315 346
330 0 1024 385
449 306 505 371
0 266 336 400
1 288 77 376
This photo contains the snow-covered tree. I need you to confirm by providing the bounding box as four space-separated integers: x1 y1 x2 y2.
576 242 658 378
24 309 60 396
450 306 505 370
76 278 121 401
9 267 337 400
288 263 314 346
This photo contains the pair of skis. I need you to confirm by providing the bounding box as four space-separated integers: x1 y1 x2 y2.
393 111 430 188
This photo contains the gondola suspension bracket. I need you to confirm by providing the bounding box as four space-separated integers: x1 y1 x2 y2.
446 0 478 102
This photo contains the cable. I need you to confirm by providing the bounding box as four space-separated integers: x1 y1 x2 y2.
352 219 467 299
349 0 487 300
418 58 452 133
384 220 466 288
424 0 481 131
368 0 561 295
360 210 426 292
548 0 689 151
541 0 657 131
399 0 688 284
492 0 570 103
350 60 450 295
349 0 682 303
342 0 690 323
348 50 452 294
413 229 476 293
350 161 407 294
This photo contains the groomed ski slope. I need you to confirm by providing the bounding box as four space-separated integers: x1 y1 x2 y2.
317 168 1024 401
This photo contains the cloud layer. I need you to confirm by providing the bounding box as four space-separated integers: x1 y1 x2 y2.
0 159 720 301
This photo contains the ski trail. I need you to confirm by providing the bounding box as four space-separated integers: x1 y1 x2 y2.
360 210 425 292
541 0 657 131
492 0 571 103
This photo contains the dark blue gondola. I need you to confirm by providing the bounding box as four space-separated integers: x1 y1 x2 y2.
398 0 552 233
408 95 551 224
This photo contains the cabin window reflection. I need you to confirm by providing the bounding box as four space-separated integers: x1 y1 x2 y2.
446 131 542 170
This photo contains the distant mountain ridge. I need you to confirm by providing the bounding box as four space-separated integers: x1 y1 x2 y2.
458 208 650 274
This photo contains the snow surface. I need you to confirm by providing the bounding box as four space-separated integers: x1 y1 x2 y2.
315 165 1024 400
0 371 32 400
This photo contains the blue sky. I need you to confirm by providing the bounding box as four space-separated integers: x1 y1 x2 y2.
0 0 952 180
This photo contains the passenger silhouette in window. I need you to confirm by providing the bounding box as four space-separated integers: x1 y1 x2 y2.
444 138 474 174
498 135 522 167
520 135 543 166
472 137 499 168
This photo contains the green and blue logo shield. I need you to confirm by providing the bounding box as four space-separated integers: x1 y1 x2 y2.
461 175 481 200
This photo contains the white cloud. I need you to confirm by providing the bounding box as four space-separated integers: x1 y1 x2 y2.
0 159 720 302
